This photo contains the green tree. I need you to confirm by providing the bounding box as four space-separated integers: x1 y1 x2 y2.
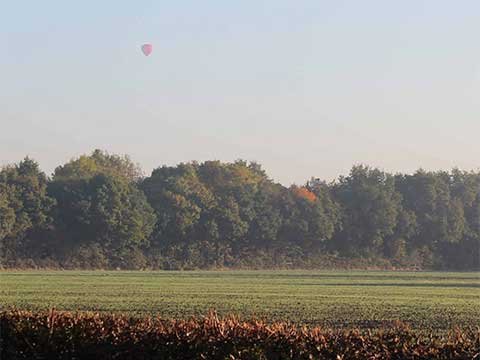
0 185 16 246
331 165 404 256
396 171 466 246
0 158 55 265
49 174 156 268
54 149 143 182
277 183 340 251
142 160 283 266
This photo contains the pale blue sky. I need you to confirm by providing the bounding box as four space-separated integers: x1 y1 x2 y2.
1 1 479 184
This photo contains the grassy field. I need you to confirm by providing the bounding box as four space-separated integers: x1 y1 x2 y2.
1 270 478 330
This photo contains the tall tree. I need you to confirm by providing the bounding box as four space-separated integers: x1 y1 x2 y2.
395 170 466 248
54 149 143 182
331 165 404 256
277 183 340 251
49 174 156 268
0 158 55 265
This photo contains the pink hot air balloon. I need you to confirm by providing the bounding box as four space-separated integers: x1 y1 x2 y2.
141 43 153 56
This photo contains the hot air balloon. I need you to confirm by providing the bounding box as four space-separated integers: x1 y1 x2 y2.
141 43 153 56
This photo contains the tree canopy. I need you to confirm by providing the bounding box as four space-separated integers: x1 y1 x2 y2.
1 151 478 270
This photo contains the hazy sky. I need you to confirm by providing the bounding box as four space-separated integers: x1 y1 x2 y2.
1 1 479 185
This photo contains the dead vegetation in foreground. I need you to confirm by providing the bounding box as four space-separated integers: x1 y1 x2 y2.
1 310 479 359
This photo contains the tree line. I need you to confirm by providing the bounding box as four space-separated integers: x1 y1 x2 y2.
1 150 478 270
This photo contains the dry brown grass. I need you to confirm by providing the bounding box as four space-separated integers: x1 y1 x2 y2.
1 310 479 359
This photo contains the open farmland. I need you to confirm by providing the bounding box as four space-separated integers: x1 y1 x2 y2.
1 271 479 330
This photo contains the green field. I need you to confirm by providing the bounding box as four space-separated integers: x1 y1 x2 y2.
1 271 479 329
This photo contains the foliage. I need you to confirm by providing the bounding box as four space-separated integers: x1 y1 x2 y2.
48 174 156 269
1 310 479 360
0 158 55 266
330 165 405 256
53 149 143 182
1 151 479 270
